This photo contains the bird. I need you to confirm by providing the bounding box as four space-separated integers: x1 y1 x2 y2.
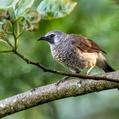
38 30 114 77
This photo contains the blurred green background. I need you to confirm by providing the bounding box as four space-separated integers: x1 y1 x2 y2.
1 0 119 119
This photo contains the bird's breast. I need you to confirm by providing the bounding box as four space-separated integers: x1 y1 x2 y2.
50 44 99 69
50 44 82 68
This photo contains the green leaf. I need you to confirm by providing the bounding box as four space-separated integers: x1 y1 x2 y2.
0 9 10 32
19 9 41 31
12 0 35 16
7 6 15 20
0 9 8 20
0 32 8 44
37 0 77 20
0 0 12 8
1 20 12 32
0 7 15 30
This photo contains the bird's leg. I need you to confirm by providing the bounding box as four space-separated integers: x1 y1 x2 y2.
56 69 81 86
56 76 70 86
86 66 95 75
78 66 95 85
56 68 83 86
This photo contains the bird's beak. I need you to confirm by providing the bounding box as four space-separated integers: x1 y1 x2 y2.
38 36 47 41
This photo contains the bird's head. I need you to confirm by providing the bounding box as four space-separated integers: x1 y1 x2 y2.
38 30 65 45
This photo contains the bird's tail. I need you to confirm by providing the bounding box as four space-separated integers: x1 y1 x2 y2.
103 61 115 72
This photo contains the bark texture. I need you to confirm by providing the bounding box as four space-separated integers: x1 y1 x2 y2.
0 71 119 118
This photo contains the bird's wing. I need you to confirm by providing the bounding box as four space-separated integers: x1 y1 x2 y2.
69 34 106 53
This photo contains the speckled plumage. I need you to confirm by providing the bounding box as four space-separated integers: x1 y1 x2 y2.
50 33 102 72
50 39 82 71
39 30 114 73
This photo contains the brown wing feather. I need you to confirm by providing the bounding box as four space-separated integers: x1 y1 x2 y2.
69 34 106 53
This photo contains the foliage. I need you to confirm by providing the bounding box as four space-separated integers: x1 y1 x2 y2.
37 0 77 19
0 0 76 33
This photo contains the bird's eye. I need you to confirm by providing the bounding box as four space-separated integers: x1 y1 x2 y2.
50 34 55 37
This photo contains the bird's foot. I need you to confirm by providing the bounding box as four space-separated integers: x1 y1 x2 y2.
56 76 70 86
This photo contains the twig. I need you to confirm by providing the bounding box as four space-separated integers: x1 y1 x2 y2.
0 50 13 53
16 30 24 39
12 24 17 50
10 20 19 50
1 22 119 84
13 50 119 83
1 35 119 84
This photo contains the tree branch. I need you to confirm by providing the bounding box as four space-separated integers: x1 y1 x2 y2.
12 50 119 83
2 22 118 84
0 71 119 118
